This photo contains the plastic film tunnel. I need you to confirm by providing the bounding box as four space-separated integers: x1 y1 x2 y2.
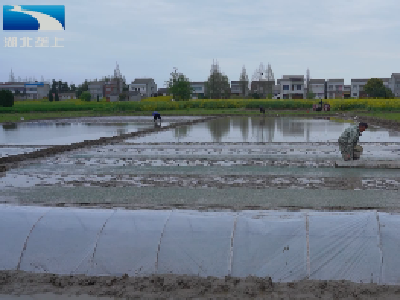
1 205 400 285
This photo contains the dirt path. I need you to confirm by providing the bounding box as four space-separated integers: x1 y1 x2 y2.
1 270 400 299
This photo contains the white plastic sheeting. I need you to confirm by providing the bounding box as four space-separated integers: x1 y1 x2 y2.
1 205 400 284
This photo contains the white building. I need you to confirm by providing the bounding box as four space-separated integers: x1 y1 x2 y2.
272 84 281 99
190 82 206 99
350 79 369 99
327 79 344 99
88 81 105 99
278 75 305 99
308 79 325 99
130 78 157 98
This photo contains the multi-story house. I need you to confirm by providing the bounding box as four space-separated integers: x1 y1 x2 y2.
308 79 325 99
190 82 206 99
343 85 351 98
0 81 50 100
104 80 123 101
58 92 76 100
88 81 105 100
272 84 281 99
389 73 400 97
327 79 344 99
230 81 249 98
350 79 368 98
278 75 304 99
157 88 170 96
251 80 275 98
380 78 390 89
130 78 157 98
0 82 25 95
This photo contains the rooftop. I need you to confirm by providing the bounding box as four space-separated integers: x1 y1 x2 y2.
309 79 325 84
132 78 155 84
351 79 369 82
327 79 344 82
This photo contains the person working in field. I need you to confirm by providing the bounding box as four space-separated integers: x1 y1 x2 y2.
338 122 368 161
152 111 161 123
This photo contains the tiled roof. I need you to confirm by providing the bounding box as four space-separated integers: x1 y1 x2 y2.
132 79 154 84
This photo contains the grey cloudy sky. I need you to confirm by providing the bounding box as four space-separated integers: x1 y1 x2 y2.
1 0 400 87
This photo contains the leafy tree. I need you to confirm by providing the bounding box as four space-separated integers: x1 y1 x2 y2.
54 92 59 101
306 86 316 99
80 91 91 102
51 79 57 92
239 65 249 99
119 93 126 101
167 69 193 101
48 91 53 102
385 88 395 98
364 78 394 99
205 60 231 99
76 80 89 98
0 90 14 107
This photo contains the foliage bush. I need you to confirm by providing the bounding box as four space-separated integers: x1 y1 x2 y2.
0 90 14 107
80 91 91 102
1 98 400 113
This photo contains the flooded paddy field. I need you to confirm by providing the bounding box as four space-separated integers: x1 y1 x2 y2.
2 115 400 297
0 115 202 148
1 116 399 211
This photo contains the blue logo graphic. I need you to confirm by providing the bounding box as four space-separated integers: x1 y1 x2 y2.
3 5 65 31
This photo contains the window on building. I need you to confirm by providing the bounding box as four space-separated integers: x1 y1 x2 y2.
297 85 301 90
292 85 294 91
353 93 357 96
283 85 289 90
353 85 357 89
329 85 333 90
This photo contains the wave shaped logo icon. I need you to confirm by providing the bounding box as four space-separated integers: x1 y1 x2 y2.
3 5 65 31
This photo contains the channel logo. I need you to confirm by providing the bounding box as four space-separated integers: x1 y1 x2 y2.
3 5 65 31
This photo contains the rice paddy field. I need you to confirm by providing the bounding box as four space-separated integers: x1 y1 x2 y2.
2 114 400 299
1 114 400 209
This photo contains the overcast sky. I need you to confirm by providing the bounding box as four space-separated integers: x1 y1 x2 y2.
1 0 400 88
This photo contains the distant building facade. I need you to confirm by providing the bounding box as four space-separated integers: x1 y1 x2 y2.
190 82 206 99
251 80 275 98
327 79 344 99
308 79 325 99
130 79 157 98
230 81 249 98
278 75 304 99
0 82 50 100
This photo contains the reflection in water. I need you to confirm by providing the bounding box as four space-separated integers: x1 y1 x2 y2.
276 118 305 137
116 128 126 135
2 123 17 130
174 125 191 139
252 117 275 143
55 123 72 127
231 117 249 142
207 118 231 142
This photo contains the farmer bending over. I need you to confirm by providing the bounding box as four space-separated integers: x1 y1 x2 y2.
338 122 368 161
152 111 161 122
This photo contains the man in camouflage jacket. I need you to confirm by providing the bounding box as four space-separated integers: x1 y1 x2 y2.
338 122 368 161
